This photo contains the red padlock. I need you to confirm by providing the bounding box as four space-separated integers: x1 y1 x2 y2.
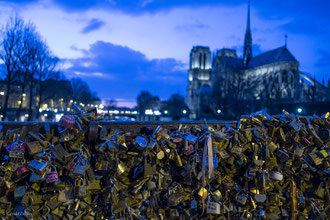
66 156 80 172
185 144 194 156
59 115 76 129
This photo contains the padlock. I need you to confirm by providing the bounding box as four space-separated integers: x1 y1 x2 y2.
9 150 25 164
46 164 58 184
206 194 221 215
254 193 267 203
185 134 198 143
14 186 26 200
269 171 283 181
169 208 179 219
219 150 230 159
51 143 68 163
28 159 48 175
143 159 156 177
29 172 45 182
95 160 108 171
72 158 88 176
184 143 194 156
14 166 30 182
66 155 81 172
58 187 74 202
136 136 148 150
74 177 86 198
237 194 247 205
26 141 43 155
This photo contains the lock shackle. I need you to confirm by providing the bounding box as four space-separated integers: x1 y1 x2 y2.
77 158 88 166
47 164 57 171
74 176 84 186
22 192 34 211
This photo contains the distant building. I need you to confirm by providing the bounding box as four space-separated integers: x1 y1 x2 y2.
186 2 330 119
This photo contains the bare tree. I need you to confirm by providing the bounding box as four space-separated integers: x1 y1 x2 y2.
14 22 37 120
35 44 59 120
0 16 24 120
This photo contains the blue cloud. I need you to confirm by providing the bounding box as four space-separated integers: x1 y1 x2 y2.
64 41 187 100
81 18 105 34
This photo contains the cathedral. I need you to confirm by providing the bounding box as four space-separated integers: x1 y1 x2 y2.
186 3 330 119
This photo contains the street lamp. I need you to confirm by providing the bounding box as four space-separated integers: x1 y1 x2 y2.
183 110 187 114
217 109 221 114
297 108 302 113
164 110 168 114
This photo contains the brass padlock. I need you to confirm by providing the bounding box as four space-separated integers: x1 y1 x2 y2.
26 141 43 155
74 177 87 198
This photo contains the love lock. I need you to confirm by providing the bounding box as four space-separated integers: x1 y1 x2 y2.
46 164 58 184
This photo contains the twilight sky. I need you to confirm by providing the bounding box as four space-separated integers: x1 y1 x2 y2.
0 0 329 107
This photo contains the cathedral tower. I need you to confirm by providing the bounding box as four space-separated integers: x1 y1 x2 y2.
186 46 212 119
243 1 253 66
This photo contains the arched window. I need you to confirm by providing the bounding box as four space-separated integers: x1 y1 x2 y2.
282 70 288 83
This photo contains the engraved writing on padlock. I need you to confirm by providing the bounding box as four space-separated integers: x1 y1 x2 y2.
206 201 221 215
9 150 24 164
46 165 58 184
72 158 88 176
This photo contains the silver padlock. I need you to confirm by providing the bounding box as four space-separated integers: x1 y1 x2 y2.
28 159 48 175
206 194 221 215
72 158 88 176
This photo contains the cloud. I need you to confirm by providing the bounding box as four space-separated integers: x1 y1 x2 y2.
64 41 187 101
81 18 105 34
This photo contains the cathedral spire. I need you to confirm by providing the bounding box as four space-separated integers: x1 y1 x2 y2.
243 0 252 66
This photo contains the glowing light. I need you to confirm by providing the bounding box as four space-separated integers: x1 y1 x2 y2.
44 114 48 117
154 110 161 116
217 109 221 114
54 109 58 113
297 108 302 113
55 114 62 121
182 110 187 114
22 93 26 97
164 110 168 114
99 104 104 109
0 91 4 95
145 109 153 115
24 114 29 117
